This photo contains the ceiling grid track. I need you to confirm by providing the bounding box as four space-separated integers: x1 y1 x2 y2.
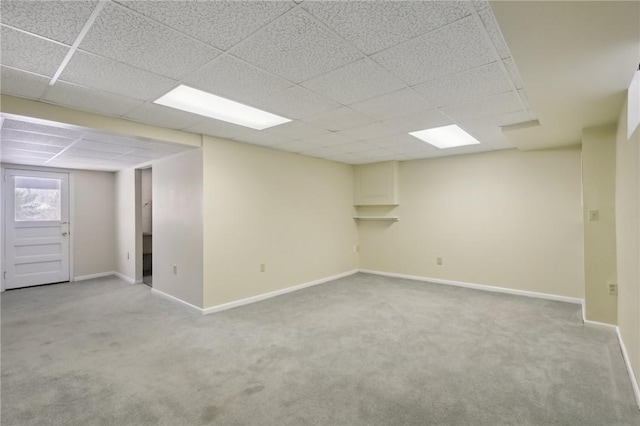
48 0 108 87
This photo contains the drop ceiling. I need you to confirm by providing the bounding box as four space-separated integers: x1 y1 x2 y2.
0 115 196 171
1 0 634 169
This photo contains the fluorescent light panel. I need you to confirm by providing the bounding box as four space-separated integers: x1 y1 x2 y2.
409 124 480 149
154 85 291 130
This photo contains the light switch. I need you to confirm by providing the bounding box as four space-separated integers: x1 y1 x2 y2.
589 210 599 222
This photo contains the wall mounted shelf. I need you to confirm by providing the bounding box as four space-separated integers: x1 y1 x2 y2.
353 216 399 222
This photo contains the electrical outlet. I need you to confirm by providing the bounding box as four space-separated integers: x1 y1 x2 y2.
353 245 359 252
589 210 600 221
608 282 617 296
173 264 177 275
260 263 265 272
436 257 443 265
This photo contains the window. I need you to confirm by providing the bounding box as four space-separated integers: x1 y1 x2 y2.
14 177 62 221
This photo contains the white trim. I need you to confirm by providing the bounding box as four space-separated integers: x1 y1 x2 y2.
69 173 75 282
74 271 114 281
581 299 617 330
151 288 202 313
113 271 135 284
202 270 358 315
583 319 618 331
617 328 640 409
359 269 583 304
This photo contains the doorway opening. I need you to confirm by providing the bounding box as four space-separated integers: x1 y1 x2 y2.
3 168 71 290
140 167 152 286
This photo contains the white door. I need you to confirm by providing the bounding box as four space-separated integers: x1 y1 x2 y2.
4 169 70 289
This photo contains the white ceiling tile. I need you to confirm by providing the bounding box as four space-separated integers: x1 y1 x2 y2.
125 103 205 130
79 3 221 80
45 81 143 117
333 141 378 154
1 128 77 146
372 17 494 86
264 120 328 140
413 62 511 108
479 9 511 60
232 131 287 147
349 88 433 121
184 118 257 140
504 58 524 89
303 1 469 55
381 110 452 134
301 59 405 105
182 55 292 104
64 147 119 160
50 155 111 164
271 139 315 153
60 51 177 101
231 9 363 83
117 1 294 51
300 107 374 131
1 0 98 45
1 149 53 160
441 92 523 122
300 132 356 148
2 119 84 139
118 149 166 160
2 141 65 155
108 155 154 165
1 26 69 77
72 140 136 154
0 66 49 99
337 122 397 140
389 139 436 154
250 86 341 120
364 133 420 149
456 121 513 150
359 148 395 160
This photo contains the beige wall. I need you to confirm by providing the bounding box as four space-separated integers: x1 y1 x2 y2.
153 149 203 308
358 148 585 298
616 100 640 383
73 170 116 278
582 125 618 324
114 168 138 281
202 136 358 308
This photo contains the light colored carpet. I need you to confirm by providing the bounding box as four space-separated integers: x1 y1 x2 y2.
1 273 639 425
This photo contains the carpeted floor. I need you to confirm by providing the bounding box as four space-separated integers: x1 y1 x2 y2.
1 273 639 425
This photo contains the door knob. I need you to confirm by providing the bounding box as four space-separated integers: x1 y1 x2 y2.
62 232 68 236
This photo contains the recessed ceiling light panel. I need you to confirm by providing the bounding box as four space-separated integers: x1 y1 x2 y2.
409 124 481 149
154 85 291 130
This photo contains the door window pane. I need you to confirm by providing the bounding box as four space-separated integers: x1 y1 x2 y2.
14 177 61 221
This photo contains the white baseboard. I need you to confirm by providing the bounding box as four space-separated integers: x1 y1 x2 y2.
202 269 358 315
359 269 583 305
151 288 202 313
617 328 640 409
74 271 115 281
581 300 617 330
113 271 135 284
